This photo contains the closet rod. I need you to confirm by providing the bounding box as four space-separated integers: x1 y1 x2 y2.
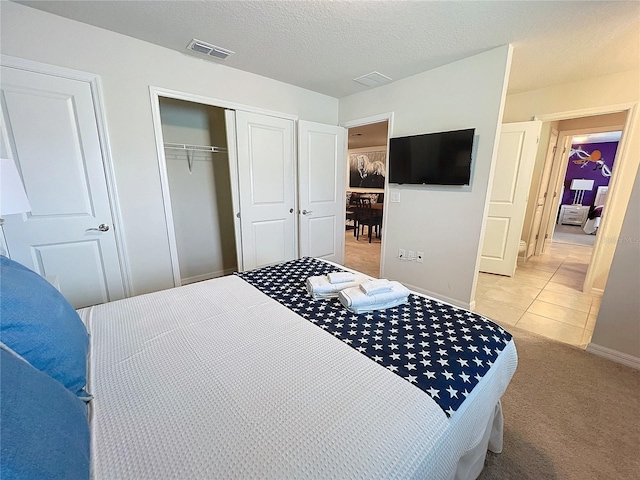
164 142 228 153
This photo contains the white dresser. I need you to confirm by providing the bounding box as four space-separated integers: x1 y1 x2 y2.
558 204 590 226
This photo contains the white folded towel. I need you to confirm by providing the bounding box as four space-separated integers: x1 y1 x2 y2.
360 279 393 295
338 281 410 313
327 272 356 284
306 274 367 299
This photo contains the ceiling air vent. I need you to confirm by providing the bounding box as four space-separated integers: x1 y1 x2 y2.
187 39 234 60
353 71 392 87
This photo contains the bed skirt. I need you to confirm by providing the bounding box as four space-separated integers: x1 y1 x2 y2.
454 401 503 480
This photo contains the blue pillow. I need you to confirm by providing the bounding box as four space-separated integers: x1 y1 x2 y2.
0 255 89 397
0 346 90 480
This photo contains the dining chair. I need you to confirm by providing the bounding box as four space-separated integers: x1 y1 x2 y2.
355 197 382 243
348 194 361 237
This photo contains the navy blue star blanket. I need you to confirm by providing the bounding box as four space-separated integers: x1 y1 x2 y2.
236 257 513 417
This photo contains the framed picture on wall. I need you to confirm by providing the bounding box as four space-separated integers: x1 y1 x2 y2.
348 150 386 189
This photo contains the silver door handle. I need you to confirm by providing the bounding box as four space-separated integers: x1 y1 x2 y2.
302 210 313 215
87 224 110 232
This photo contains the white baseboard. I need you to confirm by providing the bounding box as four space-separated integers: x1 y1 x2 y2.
402 282 472 310
182 268 236 285
586 343 640 370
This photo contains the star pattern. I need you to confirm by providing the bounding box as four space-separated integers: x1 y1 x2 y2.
236 257 512 417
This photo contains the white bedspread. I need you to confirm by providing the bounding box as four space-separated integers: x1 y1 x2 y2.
79 274 517 479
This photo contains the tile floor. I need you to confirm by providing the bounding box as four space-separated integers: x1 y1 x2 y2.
343 228 599 349
473 242 599 349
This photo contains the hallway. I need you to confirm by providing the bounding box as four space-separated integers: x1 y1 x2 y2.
343 228 381 278
474 242 599 348
343 229 600 349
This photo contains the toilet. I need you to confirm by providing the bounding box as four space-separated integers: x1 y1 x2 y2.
518 240 527 257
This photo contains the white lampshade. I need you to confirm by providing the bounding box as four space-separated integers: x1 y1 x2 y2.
0 158 31 216
570 179 595 191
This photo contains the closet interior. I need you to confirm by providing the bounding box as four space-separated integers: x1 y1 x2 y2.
159 97 237 285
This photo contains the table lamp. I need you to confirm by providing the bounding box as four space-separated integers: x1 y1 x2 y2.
0 158 31 257
569 178 594 205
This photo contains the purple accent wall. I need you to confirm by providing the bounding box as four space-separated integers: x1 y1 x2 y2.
561 141 619 206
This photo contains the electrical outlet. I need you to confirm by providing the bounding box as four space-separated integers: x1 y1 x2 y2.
417 251 424 263
408 250 416 259
398 248 405 259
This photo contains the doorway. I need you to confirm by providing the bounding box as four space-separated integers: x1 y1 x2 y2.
343 119 389 278
152 92 299 284
0 57 129 308
152 88 348 284
474 106 635 348
551 130 621 248
158 97 238 285
530 108 633 295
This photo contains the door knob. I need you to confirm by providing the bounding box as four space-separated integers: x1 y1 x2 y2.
87 224 110 232
302 210 313 215
289 208 294 213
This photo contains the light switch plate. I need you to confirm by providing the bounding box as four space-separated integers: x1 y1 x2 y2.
390 191 400 203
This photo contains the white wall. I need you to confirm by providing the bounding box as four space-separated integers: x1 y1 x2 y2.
0 2 338 295
503 70 639 123
589 167 640 360
339 45 513 307
160 98 237 283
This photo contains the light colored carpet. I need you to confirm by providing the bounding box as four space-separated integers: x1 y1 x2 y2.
553 224 596 246
479 326 640 479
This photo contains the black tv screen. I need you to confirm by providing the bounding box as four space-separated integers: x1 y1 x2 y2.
388 128 475 186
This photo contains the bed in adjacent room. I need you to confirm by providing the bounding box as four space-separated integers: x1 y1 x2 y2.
1 256 517 480
583 204 604 235
584 185 608 235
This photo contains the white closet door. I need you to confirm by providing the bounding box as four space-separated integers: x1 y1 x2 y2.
298 120 346 264
0 65 126 308
224 109 244 271
480 121 541 276
235 111 296 270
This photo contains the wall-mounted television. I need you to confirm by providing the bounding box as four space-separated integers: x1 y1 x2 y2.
388 128 475 186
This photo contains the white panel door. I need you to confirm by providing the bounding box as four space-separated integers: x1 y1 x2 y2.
480 121 541 276
298 121 346 264
0 65 125 308
224 109 244 272
235 111 296 270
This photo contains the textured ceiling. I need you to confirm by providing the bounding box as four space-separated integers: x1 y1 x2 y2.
14 1 640 98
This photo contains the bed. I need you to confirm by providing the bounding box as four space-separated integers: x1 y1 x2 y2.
583 204 604 235
0 256 517 480
583 185 608 234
